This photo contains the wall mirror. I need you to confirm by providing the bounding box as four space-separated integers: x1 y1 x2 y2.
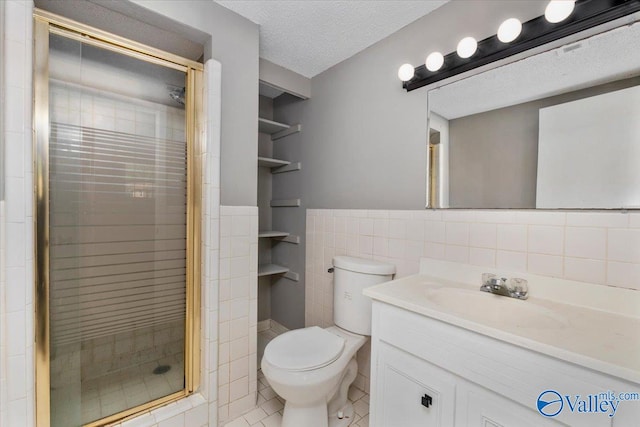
426 18 640 209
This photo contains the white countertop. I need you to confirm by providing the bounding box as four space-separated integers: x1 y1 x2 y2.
364 272 640 384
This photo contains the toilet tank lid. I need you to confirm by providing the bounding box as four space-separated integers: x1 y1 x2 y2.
333 256 396 275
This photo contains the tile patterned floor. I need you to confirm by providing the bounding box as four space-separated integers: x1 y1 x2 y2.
225 367 369 427
257 328 279 368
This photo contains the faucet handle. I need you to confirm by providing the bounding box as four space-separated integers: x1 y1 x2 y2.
508 278 528 299
481 272 496 286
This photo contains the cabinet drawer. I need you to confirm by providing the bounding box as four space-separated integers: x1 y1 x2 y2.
459 380 564 427
373 341 455 427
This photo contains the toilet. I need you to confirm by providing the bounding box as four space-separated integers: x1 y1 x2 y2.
261 256 396 427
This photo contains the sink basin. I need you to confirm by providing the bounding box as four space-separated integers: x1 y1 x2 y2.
424 287 567 329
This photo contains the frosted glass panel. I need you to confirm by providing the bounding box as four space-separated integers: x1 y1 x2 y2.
48 33 188 426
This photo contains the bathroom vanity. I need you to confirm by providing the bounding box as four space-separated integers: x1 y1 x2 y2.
364 260 640 427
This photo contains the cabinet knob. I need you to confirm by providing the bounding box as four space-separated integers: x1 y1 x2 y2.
421 393 433 408
327 267 334 273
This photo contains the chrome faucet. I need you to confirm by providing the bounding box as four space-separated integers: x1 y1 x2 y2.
481 276 510 296
480 274 528 300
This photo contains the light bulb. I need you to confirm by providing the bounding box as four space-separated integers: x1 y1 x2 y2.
497 18 522 43
545 0 576 23
398 63 415 81
457 37 478 59
425 52 444 72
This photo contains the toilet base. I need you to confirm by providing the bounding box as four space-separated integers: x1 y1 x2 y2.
329 402 354 427
280 400 356 427
281 400 328 427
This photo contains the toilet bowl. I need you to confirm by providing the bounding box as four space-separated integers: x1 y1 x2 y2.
262 326 365 427
261 256 395 427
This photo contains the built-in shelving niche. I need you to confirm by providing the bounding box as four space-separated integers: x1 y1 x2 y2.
259 230 300 244
257 105 302 283
258 156 301 174
257 263 300 281
258 117 302 141
257 263 289 276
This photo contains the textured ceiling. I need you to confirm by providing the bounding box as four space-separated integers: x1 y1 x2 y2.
430 21 640 120
215 0 448 78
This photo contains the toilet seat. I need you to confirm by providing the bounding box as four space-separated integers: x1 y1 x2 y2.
264 326 345 372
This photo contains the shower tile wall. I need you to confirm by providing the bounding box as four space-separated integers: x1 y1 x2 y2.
218 206 259 425
0 1 224 421
305 208 640 393
50 81 186 137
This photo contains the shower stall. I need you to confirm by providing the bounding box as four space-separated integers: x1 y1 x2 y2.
33 11 203 427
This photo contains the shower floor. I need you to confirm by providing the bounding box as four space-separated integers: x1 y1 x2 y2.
80 353 184 424
51 352 184 426
50 320 186 426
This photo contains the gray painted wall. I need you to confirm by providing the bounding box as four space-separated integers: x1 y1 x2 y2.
35 0 207 59
0 0 4 200
448 76 640 208
271 1 547 328
300 1 546 210
260 59 311 100
449 103 539 208
127 0 260 206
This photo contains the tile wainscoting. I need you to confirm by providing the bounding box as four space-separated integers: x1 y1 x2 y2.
305 208 640 392
218 206 259 425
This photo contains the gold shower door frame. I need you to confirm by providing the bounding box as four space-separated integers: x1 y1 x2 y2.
33 10 203 427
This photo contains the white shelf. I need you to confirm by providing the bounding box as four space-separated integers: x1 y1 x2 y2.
259 118 290 135
259 231 290 238
258 157 291 168
271 199 301 207
258 263 290 277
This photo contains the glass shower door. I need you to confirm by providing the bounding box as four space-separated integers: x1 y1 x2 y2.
38 23 197 427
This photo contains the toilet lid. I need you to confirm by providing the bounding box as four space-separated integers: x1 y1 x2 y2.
264 326 345 372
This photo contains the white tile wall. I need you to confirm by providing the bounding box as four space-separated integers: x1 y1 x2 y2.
218 206 259 425
0 4 224 423
1 2 34 426
200 59 223 427
306 208 640 392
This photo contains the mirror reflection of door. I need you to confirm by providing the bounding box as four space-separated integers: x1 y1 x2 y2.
427 112 450 208
429 129 441 208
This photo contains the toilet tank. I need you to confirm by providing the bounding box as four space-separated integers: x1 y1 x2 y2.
332 256 396 335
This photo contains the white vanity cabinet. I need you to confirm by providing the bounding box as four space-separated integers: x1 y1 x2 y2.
458 381 561 427
375 341 455 426
369 301 640 427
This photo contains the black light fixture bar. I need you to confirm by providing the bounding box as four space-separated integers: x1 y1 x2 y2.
403 0 640 92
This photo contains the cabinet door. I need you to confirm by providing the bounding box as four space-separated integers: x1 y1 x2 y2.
460 381 567 427
373 341 455 427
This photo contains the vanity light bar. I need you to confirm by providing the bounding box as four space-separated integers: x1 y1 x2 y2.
401 0 640 92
